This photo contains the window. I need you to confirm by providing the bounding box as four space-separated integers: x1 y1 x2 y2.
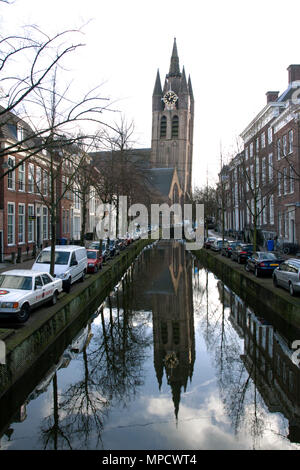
256 138 259 152
28 205 34 242
278 172 281 196
290 166 294 193
277 139 281 160
269 195 274 224
18 204 25 243
160 116 167 137
7 156 15 190
288 129 293 154
28 163 34 193
250 142 253 158
43 170 48 196
250 164 254 188
62 210 66 233
66 210 69 233
171 116 179 138
262 157 266 183
41 274 52 285
245 147 249 160
262 196 267 224
7 203 15 245
34 276 43 289
255 159 260 185
43 207 48 240
268 153 273 181
283 135 287 157
18 162 25 191
261 132 266 148
283 167 287 194
17 126 25 142
7 123 17 139
36 167 42 193
268 127 273 144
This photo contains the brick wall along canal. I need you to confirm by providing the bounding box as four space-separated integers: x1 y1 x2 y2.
1 240 300 450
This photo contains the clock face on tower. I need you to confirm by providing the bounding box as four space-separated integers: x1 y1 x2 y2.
162 90 178 109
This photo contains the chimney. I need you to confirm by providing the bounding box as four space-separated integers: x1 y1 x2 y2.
266 91 279 103
287 64 300 84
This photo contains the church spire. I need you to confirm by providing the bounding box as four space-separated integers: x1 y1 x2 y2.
153 69 162 96
168 38 181 77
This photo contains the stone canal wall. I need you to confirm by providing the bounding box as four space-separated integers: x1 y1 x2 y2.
0 238 151 400
194 248 300 329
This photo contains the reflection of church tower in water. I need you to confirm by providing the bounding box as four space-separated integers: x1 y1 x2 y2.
150 241 195 421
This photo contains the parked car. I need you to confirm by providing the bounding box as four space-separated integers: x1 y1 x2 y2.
245 251 285 277
273 259 300 296
231 244 254 263
0 269 63 323
204 237 217 249
221 240 242 258
210 238 227 252
32 245 87 293
89 241 110 262
86 249 103 273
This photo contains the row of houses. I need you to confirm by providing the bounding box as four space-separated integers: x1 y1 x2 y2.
0 110 101 262
220 64 300 249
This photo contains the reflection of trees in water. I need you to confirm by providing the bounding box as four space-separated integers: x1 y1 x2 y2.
195 267 269 449
40 268 152 449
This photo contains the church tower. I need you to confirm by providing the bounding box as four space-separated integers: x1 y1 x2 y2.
151 38 194 199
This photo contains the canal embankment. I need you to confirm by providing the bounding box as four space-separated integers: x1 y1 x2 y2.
193 247 300 330
0 238 152 400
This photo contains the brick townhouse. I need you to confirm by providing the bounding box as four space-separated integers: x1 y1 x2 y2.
221 64 300 249
0 109 89 261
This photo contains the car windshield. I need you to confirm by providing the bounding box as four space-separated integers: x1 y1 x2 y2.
87 251 97 259
0 275 32 290
259 252 277 259
36 251 70 265
243 245 253 250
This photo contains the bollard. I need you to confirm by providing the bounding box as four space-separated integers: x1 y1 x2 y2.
11 252 16 264
32 243 36 258
16 247 22 263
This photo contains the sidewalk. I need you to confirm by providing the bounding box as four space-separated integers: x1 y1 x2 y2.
0 256 34 274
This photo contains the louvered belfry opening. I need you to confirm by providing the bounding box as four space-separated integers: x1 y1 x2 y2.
172 115 179 138
160 115 167 137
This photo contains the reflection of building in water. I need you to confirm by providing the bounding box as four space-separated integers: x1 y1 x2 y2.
224 282 300 443
150 241 195 421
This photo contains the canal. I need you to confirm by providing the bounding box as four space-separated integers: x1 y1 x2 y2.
0 240 300 450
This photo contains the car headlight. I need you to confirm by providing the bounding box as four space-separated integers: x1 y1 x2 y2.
1 302 19 308
57 272 69 279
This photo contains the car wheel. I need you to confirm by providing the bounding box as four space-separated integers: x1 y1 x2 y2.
273 275 278 287
245 263 250 272
80 270 86 282
289 282 295 296
255 267 260 278
51 290 58 305
16 303 30 323
94 265 98 273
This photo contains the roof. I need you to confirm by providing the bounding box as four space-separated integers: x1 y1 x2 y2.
90 148 152 169
42 245 86 251
145 168 175 197
1 269 48 276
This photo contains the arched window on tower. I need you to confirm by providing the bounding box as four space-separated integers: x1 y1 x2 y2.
172 115 179 138
160 116 167 138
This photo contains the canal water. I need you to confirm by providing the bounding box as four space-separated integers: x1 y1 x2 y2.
1 240 300 450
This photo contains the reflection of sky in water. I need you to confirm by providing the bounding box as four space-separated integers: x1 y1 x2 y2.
1 245 300 450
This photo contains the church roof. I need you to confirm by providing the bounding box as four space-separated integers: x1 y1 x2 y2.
146 167 175 197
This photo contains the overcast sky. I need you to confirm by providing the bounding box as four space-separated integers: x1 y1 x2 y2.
2 0 300 188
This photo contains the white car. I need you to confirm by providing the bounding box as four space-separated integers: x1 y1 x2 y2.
0 269 63 323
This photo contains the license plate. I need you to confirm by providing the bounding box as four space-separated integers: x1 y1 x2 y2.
270 264 278 266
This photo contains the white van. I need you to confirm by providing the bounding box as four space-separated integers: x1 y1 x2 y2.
32 245 87 292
